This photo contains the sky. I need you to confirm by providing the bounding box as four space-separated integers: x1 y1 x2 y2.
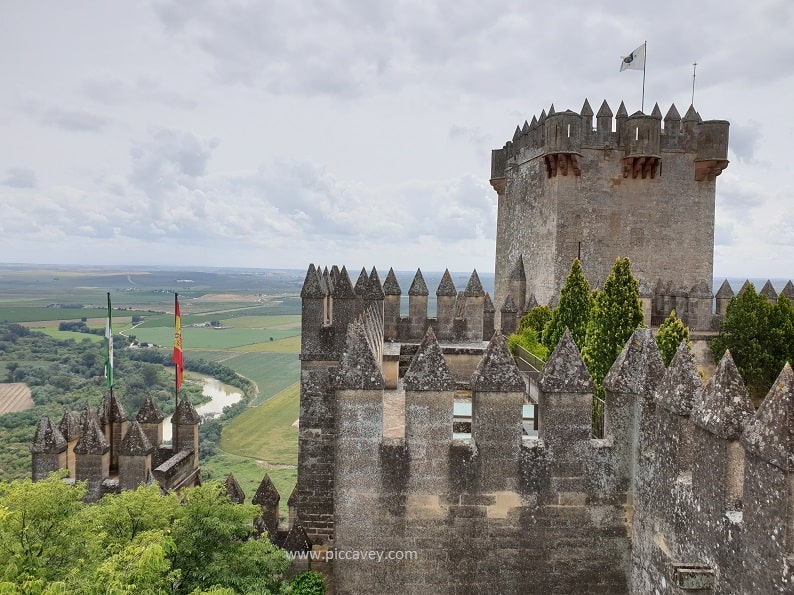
1 1 792 278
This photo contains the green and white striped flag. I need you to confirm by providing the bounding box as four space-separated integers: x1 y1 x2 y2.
104 292 114 388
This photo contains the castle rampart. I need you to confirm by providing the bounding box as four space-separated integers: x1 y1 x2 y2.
31 391 201 501
295 263 794 593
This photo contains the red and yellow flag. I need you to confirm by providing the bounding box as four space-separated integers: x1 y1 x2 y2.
173 293 184 392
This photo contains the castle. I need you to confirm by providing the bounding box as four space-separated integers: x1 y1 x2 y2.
31 392 201 501
490 99 729 330
290 100 793 593
294 263 794 594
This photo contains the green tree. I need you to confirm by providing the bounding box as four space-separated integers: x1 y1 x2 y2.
710 285 791 399
507 326 549 361
94 530 180 594
542 259 592 351
290 571 327 594
517 305 553 335
654 309 691 366
0 473 92 585
169 482 290 594
582 258 644 397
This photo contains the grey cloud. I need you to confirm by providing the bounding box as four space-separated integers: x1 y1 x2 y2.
81 75 199 109
41 107 108 132
728 121 761 163
129 129 219 198
2 167 37 188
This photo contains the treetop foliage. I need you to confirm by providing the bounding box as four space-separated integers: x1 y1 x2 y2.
542 258 591 351
711 286 794 399
654 309 691 366
0 476 320 594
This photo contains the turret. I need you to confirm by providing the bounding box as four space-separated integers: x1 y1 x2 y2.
172 395 200 469
74 403 110 501
31 416 67 480
135 395 165 455
118 420 154 491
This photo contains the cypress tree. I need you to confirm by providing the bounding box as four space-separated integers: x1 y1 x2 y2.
654 309 691 366
582 257 644 396
542 258 592 352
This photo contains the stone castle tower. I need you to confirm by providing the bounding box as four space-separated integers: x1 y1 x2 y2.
490 99 729 330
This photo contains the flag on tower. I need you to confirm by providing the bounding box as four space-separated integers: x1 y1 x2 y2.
104 292 114 388
173 294 184 393
620 43 646 71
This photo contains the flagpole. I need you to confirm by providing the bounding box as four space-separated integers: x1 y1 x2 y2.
174 292 179 411
691 62 697 106
641 41 647 112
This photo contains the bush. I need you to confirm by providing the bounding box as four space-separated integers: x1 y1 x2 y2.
654 310 691 366
290 571 326 595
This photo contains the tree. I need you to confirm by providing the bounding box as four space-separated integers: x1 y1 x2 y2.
711 285 792 399
582 258 644 397
517 305 553 336
654 310 691 366
0 473 91 585
542 259 592 351
169 482 290 594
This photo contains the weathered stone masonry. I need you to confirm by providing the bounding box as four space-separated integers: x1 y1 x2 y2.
491 99 729 330
295 262 794 594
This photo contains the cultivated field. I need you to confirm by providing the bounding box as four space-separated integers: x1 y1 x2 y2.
0 383 34 415
0 265 305 509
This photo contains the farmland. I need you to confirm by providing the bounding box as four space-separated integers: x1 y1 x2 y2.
0 265 305 508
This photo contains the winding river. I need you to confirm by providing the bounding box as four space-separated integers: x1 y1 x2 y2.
162 377 243 442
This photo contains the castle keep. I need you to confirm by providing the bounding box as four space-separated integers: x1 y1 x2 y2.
294 263 794 594
490 99 729 330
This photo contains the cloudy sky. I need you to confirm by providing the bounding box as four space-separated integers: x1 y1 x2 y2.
1 1 792 277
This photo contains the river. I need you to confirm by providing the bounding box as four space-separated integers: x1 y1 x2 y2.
162 377 243 442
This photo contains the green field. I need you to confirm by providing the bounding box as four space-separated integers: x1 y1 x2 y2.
0 265 305 511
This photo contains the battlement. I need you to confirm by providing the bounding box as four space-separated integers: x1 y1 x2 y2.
31 392 201 501
297 268 794 592
300 264 494 361
490 99 729 184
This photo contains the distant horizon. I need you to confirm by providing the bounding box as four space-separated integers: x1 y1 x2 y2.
0 262 791 286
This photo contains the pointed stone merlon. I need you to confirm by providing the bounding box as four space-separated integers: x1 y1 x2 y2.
57 407 81 478
714 279 734 318
482 292 495 341
436 269 457 340
99 391 128 474
383 267 401 341
117 420 154 491
461 270 485 341
172 396 200 470
739 364 794 560
690 351 754 512
408 269 429 340
330 266 358 357
538 330 595 451
654 342 703 486
471 332 526 492
253 474 281 535
301 263 331 359
760 280 778 304
500 295 518 336
334 323 384 496
403 327 456 492
136 394 165 450
603 329 665 494
74 413 111 501
224 473 246 504
31 416 68 480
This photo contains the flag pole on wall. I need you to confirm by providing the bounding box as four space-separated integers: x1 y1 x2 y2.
620 41 647 112
173 292 184 410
